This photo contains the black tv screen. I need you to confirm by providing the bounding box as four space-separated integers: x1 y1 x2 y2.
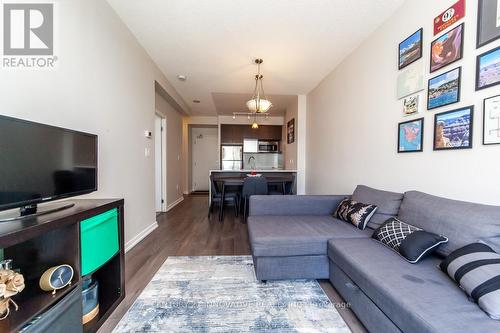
0 115 97 211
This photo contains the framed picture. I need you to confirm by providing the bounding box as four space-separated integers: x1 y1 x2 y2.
397 62 424 99
434 0 465 36
399 28 423 70
434 106 474 150
430 23 464 73
403 95 420 116
483 95 500 145
476 45 500 91
398 118 424 153
477 0 500 48
287 118 295 144
427 67 461 110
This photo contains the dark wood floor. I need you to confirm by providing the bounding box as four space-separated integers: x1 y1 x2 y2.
99 195 366 333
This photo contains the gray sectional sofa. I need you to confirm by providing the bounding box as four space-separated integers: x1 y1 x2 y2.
247 185 500 333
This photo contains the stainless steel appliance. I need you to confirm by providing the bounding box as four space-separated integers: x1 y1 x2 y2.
221 145 243 170
258 140 279 153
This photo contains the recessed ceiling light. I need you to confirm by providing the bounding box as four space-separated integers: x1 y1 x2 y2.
193 100 201 104
177 75 187 81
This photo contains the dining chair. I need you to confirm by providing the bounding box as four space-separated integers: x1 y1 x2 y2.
268 182 285 195
209 175 239 222
241 176 268 223
284 174 297 195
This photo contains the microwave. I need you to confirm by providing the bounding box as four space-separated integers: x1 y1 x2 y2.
258 141 279 153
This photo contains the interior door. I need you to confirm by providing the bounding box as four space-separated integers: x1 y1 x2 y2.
192 127 218 191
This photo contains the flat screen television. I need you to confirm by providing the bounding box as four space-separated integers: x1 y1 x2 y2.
0 115 97 216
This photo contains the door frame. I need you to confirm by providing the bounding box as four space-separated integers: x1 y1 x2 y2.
155 112 167 212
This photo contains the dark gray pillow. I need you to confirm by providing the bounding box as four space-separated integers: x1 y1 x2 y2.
440 243 500 320
352 185 404 229
372 218 448 263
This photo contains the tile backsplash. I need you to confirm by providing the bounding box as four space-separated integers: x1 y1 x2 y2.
243 153 283 170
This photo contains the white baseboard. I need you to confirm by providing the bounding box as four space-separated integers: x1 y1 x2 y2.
125 221 158 253
167 196 184 212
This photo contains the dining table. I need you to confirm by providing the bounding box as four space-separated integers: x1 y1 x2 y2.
213 174 296 222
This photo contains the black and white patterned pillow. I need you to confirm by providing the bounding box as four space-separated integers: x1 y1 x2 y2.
372 218 448 263
334 198 377 230
440 243 500 320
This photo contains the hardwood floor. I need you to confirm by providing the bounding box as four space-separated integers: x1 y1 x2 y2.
99 194 366 333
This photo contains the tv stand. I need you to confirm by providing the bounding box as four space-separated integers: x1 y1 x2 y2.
0 199 125 333
0 202 76 222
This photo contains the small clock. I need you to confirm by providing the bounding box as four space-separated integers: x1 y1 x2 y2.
39 264 74 295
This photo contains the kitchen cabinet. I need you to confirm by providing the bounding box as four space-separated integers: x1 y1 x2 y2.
258 125 282 140
221 125 282 143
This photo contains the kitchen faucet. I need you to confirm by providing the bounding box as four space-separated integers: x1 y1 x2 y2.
247 156 256 170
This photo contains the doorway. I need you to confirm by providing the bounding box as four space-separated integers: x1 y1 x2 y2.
191 127 218 192
155 113 167 212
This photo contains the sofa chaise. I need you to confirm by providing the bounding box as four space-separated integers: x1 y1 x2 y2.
247 185 500 333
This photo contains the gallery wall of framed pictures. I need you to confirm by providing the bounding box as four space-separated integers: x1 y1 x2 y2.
396 0 500 154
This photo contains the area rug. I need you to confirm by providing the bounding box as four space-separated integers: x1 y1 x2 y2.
113 256 351 333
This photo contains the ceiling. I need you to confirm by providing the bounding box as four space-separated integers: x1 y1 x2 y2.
212 93 296 116
107 0 404 116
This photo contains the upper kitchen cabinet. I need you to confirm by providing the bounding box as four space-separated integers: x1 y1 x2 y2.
221 125 241 143
258 125 282 141
221 125 282 143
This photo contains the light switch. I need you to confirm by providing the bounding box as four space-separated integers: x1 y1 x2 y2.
145 147 151 157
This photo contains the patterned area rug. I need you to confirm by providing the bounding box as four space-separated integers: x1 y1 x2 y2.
114 256 351 333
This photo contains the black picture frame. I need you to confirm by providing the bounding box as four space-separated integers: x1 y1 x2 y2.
287 118 295 144
477 0 500 48
399 28 423 70
476 45 500 91
483 94 500 145
427 67 461 110
398 117 424 153
430 23 465 73
433 106 474 151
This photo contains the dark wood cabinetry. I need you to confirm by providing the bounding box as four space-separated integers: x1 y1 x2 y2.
221 125 282 143
0 199 125 333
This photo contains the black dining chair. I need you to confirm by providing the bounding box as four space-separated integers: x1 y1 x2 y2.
268 182 285 195
241 176 268 223
209 176 239 222
284 174 297 195
268 174 297 195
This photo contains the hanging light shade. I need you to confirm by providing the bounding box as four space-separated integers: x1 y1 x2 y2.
246 99 272 113
246 59 272 113
251 114 259 129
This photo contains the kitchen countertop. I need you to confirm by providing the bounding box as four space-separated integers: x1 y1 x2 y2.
210 169 297 173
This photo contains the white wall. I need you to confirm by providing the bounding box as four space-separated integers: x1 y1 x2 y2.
283 97 298 170
0 0 187 246
155 92 185 208
306 0 500 205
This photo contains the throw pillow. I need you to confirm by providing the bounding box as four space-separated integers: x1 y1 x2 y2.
440 243 500 320
334 198 377 230
372 218 448 263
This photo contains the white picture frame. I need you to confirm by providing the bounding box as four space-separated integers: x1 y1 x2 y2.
403 94 420 116
483 95 500 145
397 62 424 99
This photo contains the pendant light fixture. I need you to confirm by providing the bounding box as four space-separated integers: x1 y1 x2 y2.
246 59 272 113
251 114 259 129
